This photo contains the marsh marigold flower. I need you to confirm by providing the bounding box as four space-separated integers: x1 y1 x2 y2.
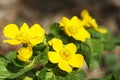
59 16 90 42
17 46 32 62
81 9 107 33
3 23 45 46
48 38 84 73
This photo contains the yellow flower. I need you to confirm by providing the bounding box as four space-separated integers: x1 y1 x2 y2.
17 46 32 62
81 9 107 33
81 9 98 30
3 23 45 45
59 16 90 42
48 38 84 73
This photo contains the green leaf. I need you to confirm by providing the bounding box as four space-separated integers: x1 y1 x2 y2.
87 28 103 39
103 34 117 51
0 56 11 78
104 54 119 72
37 68 47 80
103 33 120 51
38 68 86 80
40 45 49 65
87 27 120 51
33 42 46 52
49 23 70 44
64 69 86 80
79 39 104 70
50 23 61 37
0 78 5 80
46 34 54 42
5 51 17 62
5 51 26 68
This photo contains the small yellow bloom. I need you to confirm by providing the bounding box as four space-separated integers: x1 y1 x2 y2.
81 9 98 30
17 46 32 62
3 23 45 45
81 9 107 33
59 16 90 42
48 38 84 73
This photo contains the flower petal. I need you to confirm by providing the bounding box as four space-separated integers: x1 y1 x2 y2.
48 51 60 63
69 54 84 68
60 17 71 27
81 9 90 19
97 28 108 34
3 40 21 45
58 62 72 73
29 36 45 46
64 43 77 55
48 38 63 52
89 19 98 30
20 23 29 33
3 24 19 39
71 16 81 26
29 24 45 38
73 27 90 42
64 27 72 37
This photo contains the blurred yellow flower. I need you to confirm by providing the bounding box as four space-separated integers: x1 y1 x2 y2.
3 23 45 45
17 46 32 62
48 38 84 73
81 9 107 33
59 16 90 42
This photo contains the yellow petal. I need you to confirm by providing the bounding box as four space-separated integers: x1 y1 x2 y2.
64 27 72 37
58 62 72 73
60 17 72 36
48 38 63 52
81 9 93 27
59 22 64 27
97 28 108 34
71 16 80 26
48 51 60 63
20 23 29 33
3 40 21 45
73 27 90 42
29 24 45 38
89 19 98 30
69 54 84 68
60 17 71 27
3 24 19 39
81 9 90 19
29 36 45 46
64 43 77 55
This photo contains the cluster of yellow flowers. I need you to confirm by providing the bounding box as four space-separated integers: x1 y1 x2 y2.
3 23 45 61
59 9 107 42
3 9 107 73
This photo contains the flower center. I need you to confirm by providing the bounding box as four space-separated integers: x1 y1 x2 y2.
68 26 77 34
60 49 72 61
16 32 31 43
